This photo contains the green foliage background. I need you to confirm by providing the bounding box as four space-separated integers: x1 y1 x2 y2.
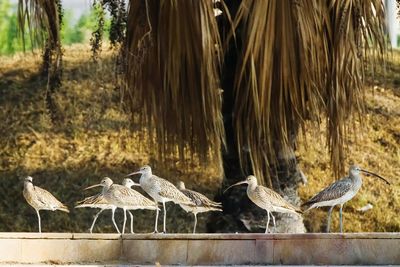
0 0 110 55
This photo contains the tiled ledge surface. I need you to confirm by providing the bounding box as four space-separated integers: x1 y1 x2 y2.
0 233 399 265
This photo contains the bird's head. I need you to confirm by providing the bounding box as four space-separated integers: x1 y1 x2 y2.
177 181 185 190
24 176 33 183
122 178 141 188
349 165 361 176
349 165 390 185
126 165 152 177
223 175 258 193
84 177 113 190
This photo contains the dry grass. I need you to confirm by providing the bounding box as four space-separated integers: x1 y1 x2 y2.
298 50 400 232
0 44 398 233
0 44 222 233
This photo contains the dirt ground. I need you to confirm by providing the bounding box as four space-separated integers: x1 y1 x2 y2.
0 45 399 233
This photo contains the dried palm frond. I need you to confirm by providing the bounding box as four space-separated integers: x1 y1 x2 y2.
18 0 61 50
123 0 224 165
18 0 63 122
230 0 386 185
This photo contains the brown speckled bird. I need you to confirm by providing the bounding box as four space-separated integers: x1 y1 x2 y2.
23 176 69 233
127 165 194 233
177 181 222 233
84 177 159 234
75 192 116 233
224 175 302 233
302 165 390 233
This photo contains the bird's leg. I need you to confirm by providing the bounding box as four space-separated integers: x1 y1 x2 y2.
193 213 198 234
154 206 159 233
122 208 127 234
271 213 276 233
339 204 344 233
36 210 41 233
111 207 120 234
326 205 335 233
265 211 270 234
90 208 105 234
128 210 134 234
162 200 167 233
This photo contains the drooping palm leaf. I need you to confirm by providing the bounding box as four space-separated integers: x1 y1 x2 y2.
123 0 224 165
18 0 63 122
16 0 387 186
18 0 60 50
231 0 386 185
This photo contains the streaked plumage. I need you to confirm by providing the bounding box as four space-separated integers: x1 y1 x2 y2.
177 181 222 233
224 175 302 233
83 177 121 233
23 176 69 233
120 178 159 234
127 165 195 233
302 179 355 210
84 177 158 234
75 192 117 233
76 193 110 209
302 165 390 232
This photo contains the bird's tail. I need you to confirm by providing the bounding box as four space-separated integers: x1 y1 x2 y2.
58 205 70 213
300 201 314 213
205 199 223 209
284 201 303 215
292 206 303 215
209 206 223 212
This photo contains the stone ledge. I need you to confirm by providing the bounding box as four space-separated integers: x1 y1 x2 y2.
1 232 399 240
0 233 399 265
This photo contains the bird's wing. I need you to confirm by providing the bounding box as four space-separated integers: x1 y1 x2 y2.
157 178 193 204
257 186 301 213
303 178 352 206
34 186 68 211
76 193 108 206
181 189 222 208
113 184 139 197
113 185 156 207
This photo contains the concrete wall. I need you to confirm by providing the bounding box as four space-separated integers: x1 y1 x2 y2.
0 233 399 265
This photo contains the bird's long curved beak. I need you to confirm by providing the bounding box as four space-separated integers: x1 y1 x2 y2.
84 184 103 190
223 181 247 194
361 169 391 185
126 171 141 177
131 182 141 187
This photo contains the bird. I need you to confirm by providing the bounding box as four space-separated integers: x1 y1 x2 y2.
302 165 390 233
224 175 302 233
83 177 121 234
176 181 222 233
121 178 159 234
84 177 158 234
76 178 142 234
75 193 114 233
23 176 69 233
127 165 195 233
